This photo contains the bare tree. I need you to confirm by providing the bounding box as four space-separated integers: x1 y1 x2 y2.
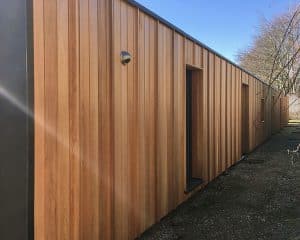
237 4 300 99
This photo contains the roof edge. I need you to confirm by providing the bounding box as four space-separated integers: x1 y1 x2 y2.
127 0 272 88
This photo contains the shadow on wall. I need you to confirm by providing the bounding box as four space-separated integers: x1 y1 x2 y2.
289 94 300 120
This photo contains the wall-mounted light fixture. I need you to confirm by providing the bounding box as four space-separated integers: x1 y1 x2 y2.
120 51 132 65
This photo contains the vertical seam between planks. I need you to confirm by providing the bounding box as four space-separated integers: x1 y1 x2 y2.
77 0 81 237
110 0 115 238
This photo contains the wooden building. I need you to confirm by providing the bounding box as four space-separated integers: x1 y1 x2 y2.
0 0 289 240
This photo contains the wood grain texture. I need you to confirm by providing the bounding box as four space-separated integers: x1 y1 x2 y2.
202 49 209 182
33 0 45 238
68 1 80 239
34 0 289 239
220 59 226 171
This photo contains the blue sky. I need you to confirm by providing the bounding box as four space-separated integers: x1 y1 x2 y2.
135 0 299 63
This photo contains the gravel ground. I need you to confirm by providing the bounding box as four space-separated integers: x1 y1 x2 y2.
138 126 300 240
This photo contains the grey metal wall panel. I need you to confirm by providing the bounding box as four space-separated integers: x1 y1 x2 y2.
0 0 33 240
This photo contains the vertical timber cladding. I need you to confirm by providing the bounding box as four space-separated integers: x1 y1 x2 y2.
33 0 288 240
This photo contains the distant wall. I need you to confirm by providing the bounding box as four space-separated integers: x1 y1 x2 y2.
289 94 300 119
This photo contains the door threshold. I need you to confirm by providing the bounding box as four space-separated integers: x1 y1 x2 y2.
185 177 203 193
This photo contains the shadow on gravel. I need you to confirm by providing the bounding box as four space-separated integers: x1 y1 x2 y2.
137 125 300 240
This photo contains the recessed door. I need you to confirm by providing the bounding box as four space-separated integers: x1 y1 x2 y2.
271 95 276 134
241 84 249 154
186 68 203 192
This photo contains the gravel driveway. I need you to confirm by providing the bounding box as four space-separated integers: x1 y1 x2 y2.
138 125 300 240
